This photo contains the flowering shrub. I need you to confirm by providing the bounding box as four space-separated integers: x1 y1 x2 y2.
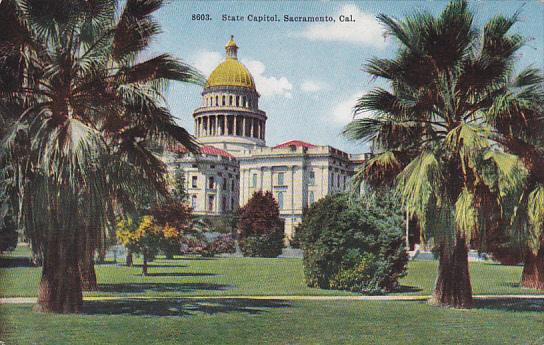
116 215 182 275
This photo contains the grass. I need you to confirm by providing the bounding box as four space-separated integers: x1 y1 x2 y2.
2 245 543 345
0 245 540 298
2 299 544 345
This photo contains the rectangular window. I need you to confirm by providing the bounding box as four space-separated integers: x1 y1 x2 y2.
208 195 215 211
231 179 235 191
277 192 284 210
223 179 227 190
191 176 198 188
191 195 197 208
308 171 315 185
252 173 258 187
208 177 215 189
309 191 314 205
277 172 285 186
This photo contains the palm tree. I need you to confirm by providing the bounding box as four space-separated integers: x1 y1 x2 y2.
486 70 544 288
0 0 203 313
344 0 538 308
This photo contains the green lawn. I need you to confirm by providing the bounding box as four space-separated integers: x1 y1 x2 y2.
2 245 544 345
0 245 540 298
2 299 544 345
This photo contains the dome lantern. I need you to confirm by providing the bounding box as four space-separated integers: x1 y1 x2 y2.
225 35 238 60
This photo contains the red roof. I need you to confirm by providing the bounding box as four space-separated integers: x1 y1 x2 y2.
273 140 316 149
171 145 234 158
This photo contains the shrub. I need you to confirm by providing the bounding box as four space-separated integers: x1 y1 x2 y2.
239 231 284 257
299 193 408 294
181 233 236 257
238 191 284 257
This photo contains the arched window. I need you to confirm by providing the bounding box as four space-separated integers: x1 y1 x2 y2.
236 96 239 107
222 95 225 106
242 96 246 107
229 95 233 106
215 96 219 106
277 192 284 210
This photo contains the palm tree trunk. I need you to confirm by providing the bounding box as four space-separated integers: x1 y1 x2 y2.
432 237 473 308
521 248 544 290
33 231 82 313
80 230 98 291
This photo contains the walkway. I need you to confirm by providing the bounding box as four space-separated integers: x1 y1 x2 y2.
2 294 544 304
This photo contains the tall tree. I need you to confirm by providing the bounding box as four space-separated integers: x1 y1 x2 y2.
489 76 544 289
344 0 537 307
0 0 203 313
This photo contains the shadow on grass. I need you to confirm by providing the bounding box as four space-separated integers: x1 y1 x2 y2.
474 298 544 312
177 257 218 261
136 272 218 277
83 298 291 317
395 285 423 293
0 257 36 268
98 282 232 294
131 264 189 268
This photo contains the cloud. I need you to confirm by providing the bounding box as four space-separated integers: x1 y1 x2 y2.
298 4 387 49
301 80 329 93
242 59 293 98
329 92 368 125
190 50 223 76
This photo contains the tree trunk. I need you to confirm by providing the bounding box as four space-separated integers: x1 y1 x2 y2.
33 231 82 313
126 250 133 267
142 253 148 276
80 231 98 291
432 237 473 308
521 248 544 289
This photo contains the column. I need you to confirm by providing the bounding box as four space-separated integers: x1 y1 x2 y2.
242 116 246 137
249 118 254 138
215 115 219 136
257 121 261 140
233 115 237 136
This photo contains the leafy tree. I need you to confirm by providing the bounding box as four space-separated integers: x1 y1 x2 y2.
0 212 18 253
116 215 180 275
0 0 203 313
238 191 284 257
344 0 539 307
150 201 193 258
299 193 408 294
172 166 188 202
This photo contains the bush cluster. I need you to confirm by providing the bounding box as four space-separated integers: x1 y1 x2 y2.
238 191 284 257
299 193 408 294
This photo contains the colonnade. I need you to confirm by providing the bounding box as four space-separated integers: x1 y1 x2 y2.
195 114 265 140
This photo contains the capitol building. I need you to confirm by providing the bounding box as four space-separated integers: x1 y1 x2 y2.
165 36 368 239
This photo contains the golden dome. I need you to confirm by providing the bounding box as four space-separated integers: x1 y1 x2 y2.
205 36 255 89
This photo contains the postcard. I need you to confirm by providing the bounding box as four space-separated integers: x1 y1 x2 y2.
1 1 543 344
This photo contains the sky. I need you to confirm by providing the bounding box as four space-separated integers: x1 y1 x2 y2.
150 1 544 154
